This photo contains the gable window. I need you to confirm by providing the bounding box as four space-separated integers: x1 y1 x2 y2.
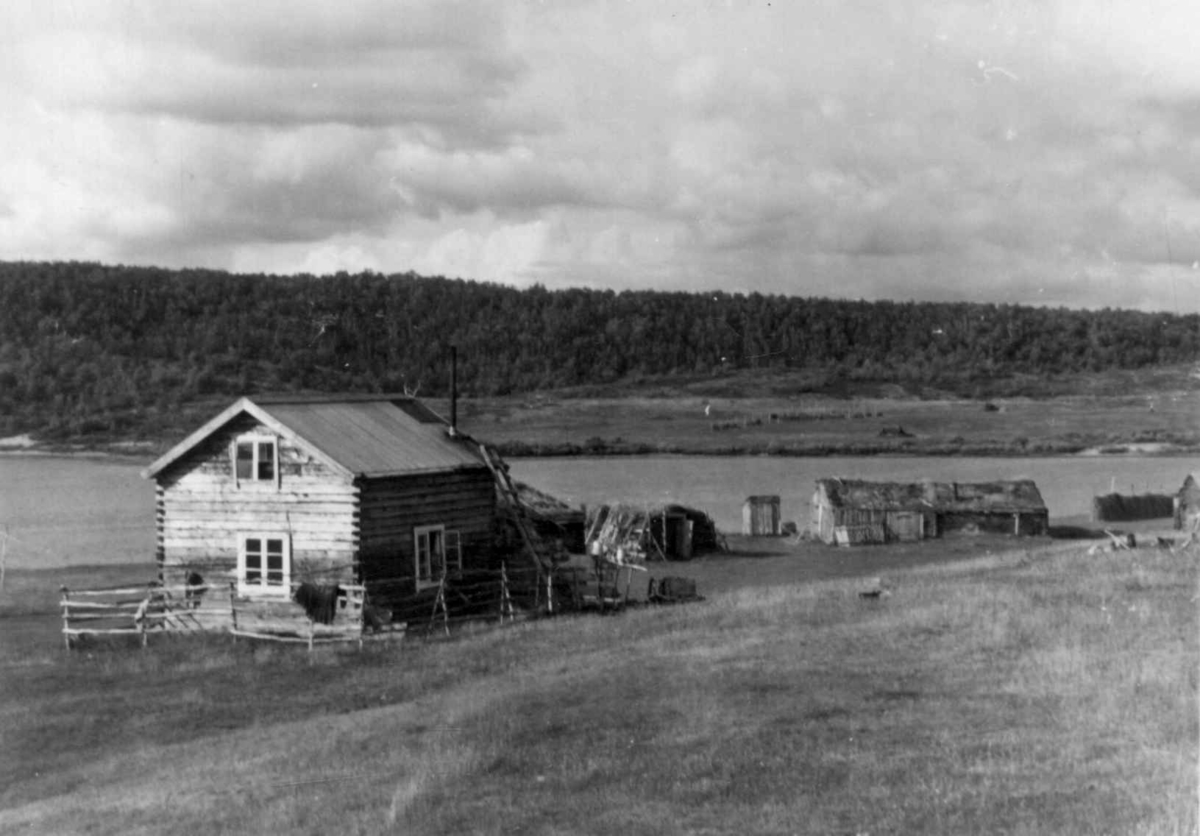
414 525 462 589
238 533 290 596
233 435 278 486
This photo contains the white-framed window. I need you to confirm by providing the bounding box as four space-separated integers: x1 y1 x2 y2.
233 434 279 487
414 525 462 589
238 533 291 596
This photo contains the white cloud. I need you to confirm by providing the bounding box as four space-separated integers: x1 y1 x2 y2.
0 0 1196 312
413 218 551 285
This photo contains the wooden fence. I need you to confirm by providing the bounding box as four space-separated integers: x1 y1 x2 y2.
60 581 386 651
60 562 537 650
59 581 220 649
59 552 686 652
229 583 378 650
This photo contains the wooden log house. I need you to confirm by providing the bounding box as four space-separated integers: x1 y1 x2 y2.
142 395 497 626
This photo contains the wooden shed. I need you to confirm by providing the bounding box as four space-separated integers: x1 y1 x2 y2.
742 495 782 535
811 478 1048 546
142 395 497 625
1175 474 1200 530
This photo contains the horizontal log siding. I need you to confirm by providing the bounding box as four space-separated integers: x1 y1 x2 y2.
358 468 495 598
155 414 359 588
938 510 1046 537
1017 511 1049 536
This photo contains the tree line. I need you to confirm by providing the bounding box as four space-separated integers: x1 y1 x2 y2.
1 260 1197 439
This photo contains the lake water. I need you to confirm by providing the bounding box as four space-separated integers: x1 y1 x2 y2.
0 456 155 569
511 455 1198 533
2 453 1196 568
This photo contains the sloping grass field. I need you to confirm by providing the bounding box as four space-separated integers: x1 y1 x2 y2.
1 542 1196 835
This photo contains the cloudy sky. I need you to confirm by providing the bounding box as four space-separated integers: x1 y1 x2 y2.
3 1 1199 312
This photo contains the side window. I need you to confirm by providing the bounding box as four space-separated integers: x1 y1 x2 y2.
238 534 290 596
233 435 278 486
414 525 443 589
415 526 462 589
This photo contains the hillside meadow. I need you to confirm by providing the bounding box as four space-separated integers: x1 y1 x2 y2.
458 385 1200 458
0 540 1196 835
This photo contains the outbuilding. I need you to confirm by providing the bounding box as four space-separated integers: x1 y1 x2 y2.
142 395 498 624
811 478 1049 546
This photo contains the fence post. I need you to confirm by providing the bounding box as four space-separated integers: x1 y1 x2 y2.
0 524 8 600
429 576 449 636
357 587 366 651
60 586 71 651
499 562 514 623
228 581 238 643
440 577 449 636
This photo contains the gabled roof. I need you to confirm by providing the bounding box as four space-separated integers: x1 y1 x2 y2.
143 395 484 480
816 478 1047 513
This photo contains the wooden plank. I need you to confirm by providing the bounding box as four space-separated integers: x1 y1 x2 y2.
162 485 358 502
57 601 142 611
163 533 357 549
169 465 355 486
229 629 361 644
163 517 358 534
163 498 359 512
161 549 352 567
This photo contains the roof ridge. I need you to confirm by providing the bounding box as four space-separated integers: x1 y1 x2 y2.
249 393 419 404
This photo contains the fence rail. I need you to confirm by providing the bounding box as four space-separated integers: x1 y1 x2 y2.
60 582 217 649
229 582 377 651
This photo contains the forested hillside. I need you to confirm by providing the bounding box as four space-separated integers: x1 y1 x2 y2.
1 261 1198 440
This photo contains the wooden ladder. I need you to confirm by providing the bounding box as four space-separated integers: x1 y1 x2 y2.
478 443 555 578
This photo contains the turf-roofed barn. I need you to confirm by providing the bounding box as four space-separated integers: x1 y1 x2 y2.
142 395 496 624
811 478 1049 546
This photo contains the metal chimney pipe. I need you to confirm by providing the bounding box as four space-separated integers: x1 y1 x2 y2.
450 345 458 436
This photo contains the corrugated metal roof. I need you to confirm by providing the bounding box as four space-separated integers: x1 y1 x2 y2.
258 398 484 476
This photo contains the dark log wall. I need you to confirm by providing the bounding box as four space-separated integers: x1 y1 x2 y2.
154 414 360 594
357 468 496 604
939 510 1048 537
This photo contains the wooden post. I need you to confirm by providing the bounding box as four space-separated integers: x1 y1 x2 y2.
228 582 238 643
357 588 365 651
430 576 449 636
499 562 514 623
60 586 71 651
0 524 8 600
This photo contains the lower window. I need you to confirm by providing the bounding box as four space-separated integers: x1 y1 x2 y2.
414 525 461 589
238 533 291 595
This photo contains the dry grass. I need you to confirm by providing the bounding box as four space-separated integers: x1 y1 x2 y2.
1 543 1195 835
451 388 1200 456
